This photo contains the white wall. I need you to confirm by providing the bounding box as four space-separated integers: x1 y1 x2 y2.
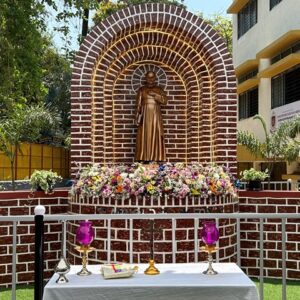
233 0 300 67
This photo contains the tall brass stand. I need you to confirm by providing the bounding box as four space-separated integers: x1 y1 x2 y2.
201 245 219 275
75 245 95 276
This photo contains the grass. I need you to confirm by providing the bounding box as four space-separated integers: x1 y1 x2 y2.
1 280 300 299
253 278 300 300
0 285 33 300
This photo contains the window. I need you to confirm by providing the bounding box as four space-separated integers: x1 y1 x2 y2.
271 41 300 64
238 0 257 38
238 68 258 84
270 0 282 10
272 66 300 108
239 88 259 120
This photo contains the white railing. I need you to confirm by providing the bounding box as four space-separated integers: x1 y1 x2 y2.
0 212 298 300
238 180 298 191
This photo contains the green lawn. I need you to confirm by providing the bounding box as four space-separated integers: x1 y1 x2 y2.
253 278 300 300
0 285 33 300
1 279 300 299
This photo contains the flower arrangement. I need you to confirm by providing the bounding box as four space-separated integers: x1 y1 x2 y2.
71 163 236 200
30 170 62 194
240 168 269 181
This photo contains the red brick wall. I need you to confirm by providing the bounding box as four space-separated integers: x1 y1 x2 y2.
239 191 300 280
0 190 69 287
68 195 238 266
1 189 299 286
70 4 237 175
111 63 188 163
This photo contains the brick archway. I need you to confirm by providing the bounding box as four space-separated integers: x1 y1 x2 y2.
71 4 237 174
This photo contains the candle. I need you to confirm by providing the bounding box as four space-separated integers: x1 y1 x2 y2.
201 221 219 246
76 221 95 246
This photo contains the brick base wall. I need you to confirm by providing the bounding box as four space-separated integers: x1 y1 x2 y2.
0 190 69 287
68 195 238 266
239 191 300 280
1 190 299 287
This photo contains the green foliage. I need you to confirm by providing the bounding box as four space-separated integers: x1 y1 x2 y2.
238 115 300 164
0 1 49 112
238 114 300 184
0 105 60 188
0 0 71 138
0 105 60 148
94 0 186 23
30 170 62 193
204 14 233 54
240 168 269 181
42 47 71 134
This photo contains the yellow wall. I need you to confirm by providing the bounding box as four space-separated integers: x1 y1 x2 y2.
0 143 70 180
237 145 264 162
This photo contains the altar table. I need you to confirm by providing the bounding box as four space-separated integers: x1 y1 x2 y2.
43 263 259 300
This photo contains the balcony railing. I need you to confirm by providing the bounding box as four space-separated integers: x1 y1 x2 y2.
0 212 298 300
238 180 300 191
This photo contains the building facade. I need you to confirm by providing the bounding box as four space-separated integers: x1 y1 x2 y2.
228 0 300 178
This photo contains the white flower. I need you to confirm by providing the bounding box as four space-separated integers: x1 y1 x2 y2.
120 172 128 179
213 174 220 180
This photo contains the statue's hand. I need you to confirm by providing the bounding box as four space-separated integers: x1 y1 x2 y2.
149 91 162 102
136 114 142 126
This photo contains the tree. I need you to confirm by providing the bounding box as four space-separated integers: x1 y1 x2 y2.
204 14 232 54
43 0 101 50
0 1 49 113
0 1 71 139
237 115 300 186
0 105 60 189
42 47 71 135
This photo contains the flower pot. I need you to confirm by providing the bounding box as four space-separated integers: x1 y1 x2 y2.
36 186 44 192
247 180 262 191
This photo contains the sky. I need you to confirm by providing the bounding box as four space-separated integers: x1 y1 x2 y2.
50 0 233 52
185 0 232 16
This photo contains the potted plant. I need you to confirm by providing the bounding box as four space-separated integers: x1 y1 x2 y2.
30 170 62 194
240 168 269 191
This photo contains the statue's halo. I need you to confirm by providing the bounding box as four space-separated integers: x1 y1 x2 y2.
131 64 167 92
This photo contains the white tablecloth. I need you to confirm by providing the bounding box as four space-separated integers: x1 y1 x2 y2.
43 263 259 300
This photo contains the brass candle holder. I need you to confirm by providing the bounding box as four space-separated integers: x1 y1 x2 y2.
144 259 160 275
144 219 160 275
75 245 95 276
200 245 219 275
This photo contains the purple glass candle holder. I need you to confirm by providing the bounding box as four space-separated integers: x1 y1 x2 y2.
201 221 219 246
76 221 95 247
201 221 219 275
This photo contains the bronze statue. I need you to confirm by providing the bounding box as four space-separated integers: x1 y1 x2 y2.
135 71 167 162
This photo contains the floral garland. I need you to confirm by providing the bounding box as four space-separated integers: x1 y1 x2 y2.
71 163 237 200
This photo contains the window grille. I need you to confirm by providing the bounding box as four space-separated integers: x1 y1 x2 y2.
239 88 259 120
271 75 284 108
271 41 300 64
238 0 257 38
238 69 258 84
270 0 282 10
272 66 300 108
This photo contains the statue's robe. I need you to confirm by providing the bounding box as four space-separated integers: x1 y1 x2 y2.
135 86 167 162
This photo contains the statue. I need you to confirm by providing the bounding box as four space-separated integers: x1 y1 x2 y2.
135 71 167 162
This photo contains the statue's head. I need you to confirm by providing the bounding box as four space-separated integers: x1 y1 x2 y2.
145 71 156 86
